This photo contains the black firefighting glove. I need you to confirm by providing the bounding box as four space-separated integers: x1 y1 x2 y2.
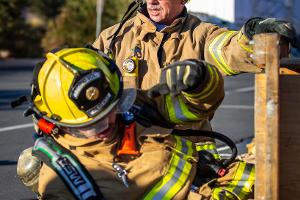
244 17 300 49
148 60 206 98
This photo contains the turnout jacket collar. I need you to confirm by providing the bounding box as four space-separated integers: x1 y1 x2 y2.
105 7 188 42
134 7 188 39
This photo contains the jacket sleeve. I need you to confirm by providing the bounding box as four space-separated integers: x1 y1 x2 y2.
202 23 262 76
159 63 224 124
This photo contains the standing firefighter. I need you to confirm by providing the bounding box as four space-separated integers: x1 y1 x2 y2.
16 48 254 199
94 0 299 79
92 1 299 190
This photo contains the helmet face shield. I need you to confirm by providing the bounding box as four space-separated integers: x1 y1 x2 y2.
61 109 117 139
62 117 110 139
116 88 137 114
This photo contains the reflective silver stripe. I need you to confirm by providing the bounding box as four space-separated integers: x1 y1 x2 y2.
202 149 220 159
166 94 201 123
172 96 189 122
144 136 194 200
209 31 238 75
232 164 254 199
152 158 186 200
213 162 255 200
196 143 221 159
172 96 200 122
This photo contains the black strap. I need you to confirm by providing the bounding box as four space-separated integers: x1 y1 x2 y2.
31 58 46 100
10 95 30 108
32 136 105 200
108 0 144 57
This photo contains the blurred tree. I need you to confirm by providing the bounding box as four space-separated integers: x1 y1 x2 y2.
101 0 132 30
29 0 65 19
42 0 132 51
0 0 134 57
42 0 97 51
0 0 44 57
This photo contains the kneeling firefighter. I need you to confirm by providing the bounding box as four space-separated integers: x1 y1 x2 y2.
15 48 254 199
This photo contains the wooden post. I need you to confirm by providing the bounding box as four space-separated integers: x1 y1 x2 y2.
253 33 280 200
253 33 300 200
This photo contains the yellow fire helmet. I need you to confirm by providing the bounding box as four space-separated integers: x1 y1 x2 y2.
32 48 123 128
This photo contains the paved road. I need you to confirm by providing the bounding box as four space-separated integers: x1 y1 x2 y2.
0 60 254 199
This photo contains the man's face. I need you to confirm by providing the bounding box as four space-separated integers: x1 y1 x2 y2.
146 0 185 25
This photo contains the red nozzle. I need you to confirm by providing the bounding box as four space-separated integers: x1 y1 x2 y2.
217 168 227 177
37 118 58 135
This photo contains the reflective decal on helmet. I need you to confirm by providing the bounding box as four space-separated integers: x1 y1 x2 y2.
71 71 102 99
87 92 113 117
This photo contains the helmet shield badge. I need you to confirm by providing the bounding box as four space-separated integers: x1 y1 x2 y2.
69 69 114 117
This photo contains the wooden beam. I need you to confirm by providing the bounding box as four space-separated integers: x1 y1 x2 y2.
253 33 300 199
253 33 280 200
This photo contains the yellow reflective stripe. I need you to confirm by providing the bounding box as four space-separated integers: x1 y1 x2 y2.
143 136 194 200
178 96 200 120
226 162 254 199
243 165 255 195
196 143 221 160
166 95 182 124
144 137 182 199
165 95 202 124
213 188 237 200
209 31 239 75
164 140 193 198
213 162 255 200
204 151 220 160
224 162 247 200
183 65 220 101
166 68 172 89
237 31 253 53
144 153 180 200
212 188 221 200
196 143 217 151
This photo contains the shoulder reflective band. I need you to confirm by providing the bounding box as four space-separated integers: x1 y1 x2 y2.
196 143 221 160
143 136 194 200
212 162 255 200
209 31 239 76
165 95 203 124
32 137 105 200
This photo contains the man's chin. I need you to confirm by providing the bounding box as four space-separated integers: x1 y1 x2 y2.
149 15 163 23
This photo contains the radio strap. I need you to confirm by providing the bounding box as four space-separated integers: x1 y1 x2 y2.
32 137 105 200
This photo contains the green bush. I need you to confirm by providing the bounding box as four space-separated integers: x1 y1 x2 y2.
0 0 133 57
42 0 132 52
0 0 44 57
